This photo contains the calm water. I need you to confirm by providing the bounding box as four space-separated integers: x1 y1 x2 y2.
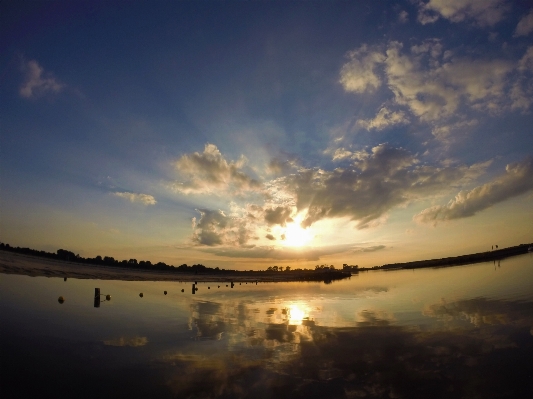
1 254 533 398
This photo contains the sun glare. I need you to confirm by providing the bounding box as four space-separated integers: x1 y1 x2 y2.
282 218 312 247
288 304 307 325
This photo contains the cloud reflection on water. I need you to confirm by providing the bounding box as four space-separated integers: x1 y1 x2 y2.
155 296 533 398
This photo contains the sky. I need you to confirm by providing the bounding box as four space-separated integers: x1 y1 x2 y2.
1 0 532 270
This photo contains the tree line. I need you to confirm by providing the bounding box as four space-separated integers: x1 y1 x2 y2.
0 242 229 274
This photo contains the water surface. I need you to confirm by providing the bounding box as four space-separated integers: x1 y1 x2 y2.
2 254 533 398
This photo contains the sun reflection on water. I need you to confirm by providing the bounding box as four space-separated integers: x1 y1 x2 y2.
287 303 309 325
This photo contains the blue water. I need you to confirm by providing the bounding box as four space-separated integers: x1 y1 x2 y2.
1 254 532 398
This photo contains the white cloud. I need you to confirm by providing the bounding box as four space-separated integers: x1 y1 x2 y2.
172 144 261 195
417 0 509 27
19 60 65 98
385 41 514 121
398 10 409 23
358 107 409 131
113 192 157 205
514 9 533 37
341 41 533 140
339 44 385 93
414 157 533 224
192 208 258 247
332 148 355 161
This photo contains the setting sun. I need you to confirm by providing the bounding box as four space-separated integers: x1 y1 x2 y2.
282 215 313 247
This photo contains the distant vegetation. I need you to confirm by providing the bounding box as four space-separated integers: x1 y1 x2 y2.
0 242 227 274
0 242 351 280
362 243 532 271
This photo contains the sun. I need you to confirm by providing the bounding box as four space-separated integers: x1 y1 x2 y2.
282 215 313 247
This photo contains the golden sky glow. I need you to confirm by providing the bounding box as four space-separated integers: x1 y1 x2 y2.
1 1 532 270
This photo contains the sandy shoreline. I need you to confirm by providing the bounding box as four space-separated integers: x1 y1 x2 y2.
0 251 349 282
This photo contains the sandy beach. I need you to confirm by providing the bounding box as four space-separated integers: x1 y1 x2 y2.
0 251 349 282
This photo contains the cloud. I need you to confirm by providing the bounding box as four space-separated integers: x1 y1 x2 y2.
179 142 497 249
417 0 509 27
353 245 387 253
19 59 65 98
264 206 293 226
358 107 409 131
200 243 358 261
331 148 369 162
341 40 533 140
267 157 299 176
103 336 148 347
339 44 385 93
510 46 533 111
280 143 490 229
414 157 533 224
192 208 256 246
113 191 157 205
385 40 514 122
172 144 260 195
398 10 409 23
514 9 533 37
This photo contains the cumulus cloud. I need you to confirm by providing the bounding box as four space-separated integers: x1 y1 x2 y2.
192 208 258 246
113 191 156 205
341 40 532 139
358 107 409 130
417 0 509 27
279 143 489 229
339 44 385 93
385 40 514 121
414 157 533 224
173 144 260 195
264 206 293 226
19 59 65 98
514 9 533 37
177 141 500 250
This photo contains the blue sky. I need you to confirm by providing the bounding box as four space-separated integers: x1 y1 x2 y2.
1 0 532 269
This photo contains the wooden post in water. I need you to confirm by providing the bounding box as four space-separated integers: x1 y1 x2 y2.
231 281 234 288
94 288 100 308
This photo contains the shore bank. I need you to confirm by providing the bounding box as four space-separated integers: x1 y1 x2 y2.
0 251 350 282
365 243 532 271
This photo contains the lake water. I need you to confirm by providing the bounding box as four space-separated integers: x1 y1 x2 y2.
1 254 533 398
